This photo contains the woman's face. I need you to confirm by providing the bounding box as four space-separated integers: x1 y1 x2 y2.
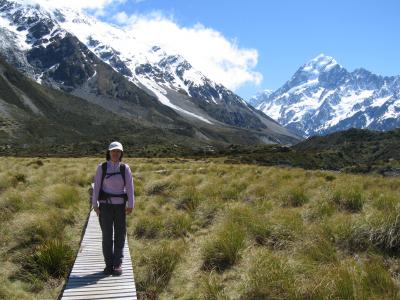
110 149 122 162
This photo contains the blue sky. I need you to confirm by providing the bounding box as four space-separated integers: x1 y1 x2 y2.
89 0 400 99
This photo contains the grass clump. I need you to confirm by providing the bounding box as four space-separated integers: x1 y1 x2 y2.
330 185 364 212
306 256 398 299
133 215 163 239
175 185 203 212
281 186 309 207
240 249 296 300
18 212 66 248
201 219 246 272
136 241 184 299
363 208 400 254
300 231 338 264
13 239 74 291
144 180 172 195
46 184 81 208
164 211 193 238
198 270 228 300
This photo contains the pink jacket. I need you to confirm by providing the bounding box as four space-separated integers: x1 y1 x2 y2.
92 161 134 209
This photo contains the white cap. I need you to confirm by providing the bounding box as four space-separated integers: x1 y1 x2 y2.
108 141 123 151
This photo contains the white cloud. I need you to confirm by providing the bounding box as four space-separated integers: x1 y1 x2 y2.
113 11 129 24
20 0 262 91
114 12 262 91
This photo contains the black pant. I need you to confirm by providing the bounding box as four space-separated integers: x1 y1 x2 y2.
98 203 126 267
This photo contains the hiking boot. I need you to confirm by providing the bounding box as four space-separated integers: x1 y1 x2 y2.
113 264 123 276
103 265 113 275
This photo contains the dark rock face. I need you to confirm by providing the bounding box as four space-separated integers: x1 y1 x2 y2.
27 34 96 87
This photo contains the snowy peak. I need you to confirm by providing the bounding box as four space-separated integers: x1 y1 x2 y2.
249 55 400 138
248 89 273 108
301 53 339 74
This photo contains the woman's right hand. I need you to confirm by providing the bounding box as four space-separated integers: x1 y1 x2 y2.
94 207 100 216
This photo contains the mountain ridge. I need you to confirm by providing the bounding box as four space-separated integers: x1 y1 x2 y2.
249 54 400 137
0 0 301 146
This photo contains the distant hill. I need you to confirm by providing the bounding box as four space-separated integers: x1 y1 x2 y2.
217 128 400 174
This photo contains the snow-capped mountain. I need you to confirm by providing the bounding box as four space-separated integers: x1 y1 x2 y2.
249 54 400 137
0 0 301 145
248 89 273 108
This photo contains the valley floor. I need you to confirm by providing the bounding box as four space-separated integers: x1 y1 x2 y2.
0 157 399 299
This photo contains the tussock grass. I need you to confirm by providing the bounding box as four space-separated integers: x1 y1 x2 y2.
240 249 296 299
1 157 400 299
201 218 246 272
144 179 173 195
44 184 80 208
198 270 228 300
304 256 398 299
134 215 163 239
135 241 184 299
14 239 74 284
280 186 309 207
164 211 193 238
299 228 338 264
330 183 364 212
175 185 203 212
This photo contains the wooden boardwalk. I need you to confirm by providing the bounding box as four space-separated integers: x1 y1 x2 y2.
60 208 137 300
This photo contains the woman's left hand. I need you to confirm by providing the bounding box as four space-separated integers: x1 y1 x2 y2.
125 207 133 215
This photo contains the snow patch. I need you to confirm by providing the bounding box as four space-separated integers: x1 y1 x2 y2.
138 77 213 124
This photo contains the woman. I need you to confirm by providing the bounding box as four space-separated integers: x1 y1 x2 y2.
91 141 134 276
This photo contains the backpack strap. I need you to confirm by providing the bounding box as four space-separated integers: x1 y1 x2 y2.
100 161 108 193
120 163 126 187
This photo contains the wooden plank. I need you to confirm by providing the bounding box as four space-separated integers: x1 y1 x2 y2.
61 292 136 300
62 290 137 297
66 280 135 289
64 285 135 292
70 267 133 274
60 209 137 300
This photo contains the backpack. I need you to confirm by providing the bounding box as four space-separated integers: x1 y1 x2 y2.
98 162 128 203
